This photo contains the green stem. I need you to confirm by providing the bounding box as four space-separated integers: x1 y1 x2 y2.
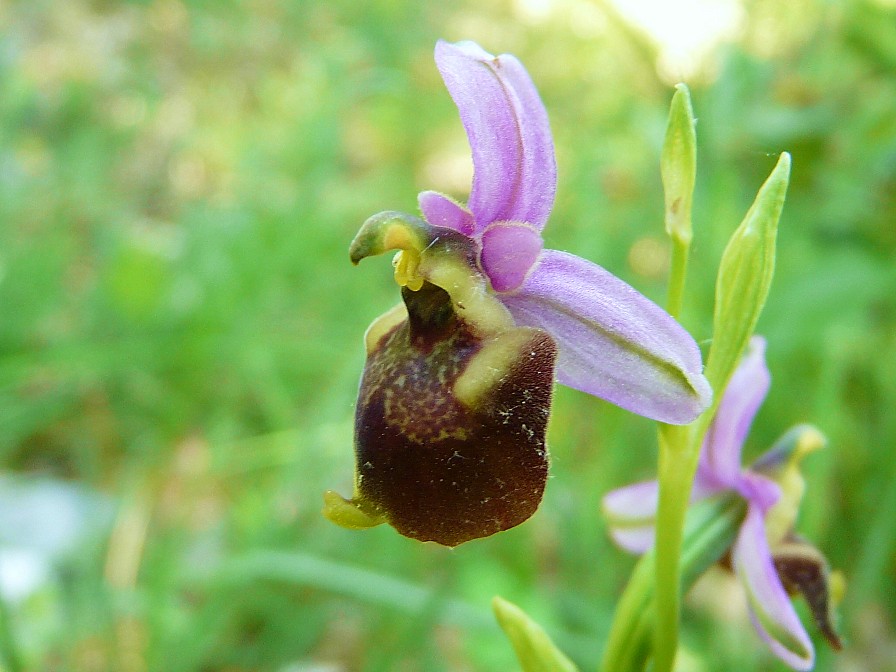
666 234 690 320
652 422 700 672
599 496 745 672
599 548 655 671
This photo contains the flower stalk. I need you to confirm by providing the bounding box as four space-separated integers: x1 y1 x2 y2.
652 422 702 672
652 84 700 668
651 152 791 672
600 495 747 672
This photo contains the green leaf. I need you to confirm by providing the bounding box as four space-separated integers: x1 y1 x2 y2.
492 596 578 672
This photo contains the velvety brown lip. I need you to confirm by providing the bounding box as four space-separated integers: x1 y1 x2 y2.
354 281 557 546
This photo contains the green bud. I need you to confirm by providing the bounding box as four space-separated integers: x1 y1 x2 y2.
704 152 791 399
492 596 578 672
661 83 697 245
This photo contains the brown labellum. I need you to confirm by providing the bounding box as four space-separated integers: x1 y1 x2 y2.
773 539 843 651
354 281 557 547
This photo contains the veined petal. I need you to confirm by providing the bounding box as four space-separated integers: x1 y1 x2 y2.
501 250 711 424
434 40 556 232
479 222 543 292
602 480 659 553
734 507 814 671
699 336 770 488
418 190 475 235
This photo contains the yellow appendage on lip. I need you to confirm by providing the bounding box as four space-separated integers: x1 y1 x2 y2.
392 250 424 291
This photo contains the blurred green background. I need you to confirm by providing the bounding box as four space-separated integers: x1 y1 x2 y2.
1 0 895 670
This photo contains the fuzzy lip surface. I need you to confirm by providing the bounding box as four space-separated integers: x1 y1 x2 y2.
354 280 558 547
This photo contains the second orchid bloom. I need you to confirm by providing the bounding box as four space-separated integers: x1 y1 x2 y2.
604 337 841 670
325 40 712 546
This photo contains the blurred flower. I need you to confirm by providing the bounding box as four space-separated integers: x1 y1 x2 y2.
0 475 113 602
324 40 710 547
603 337 842 670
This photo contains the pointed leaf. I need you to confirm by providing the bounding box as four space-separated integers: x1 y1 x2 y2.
492 596 578 672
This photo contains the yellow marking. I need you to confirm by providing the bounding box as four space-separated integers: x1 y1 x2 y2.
363 303 407 354
829 570 846 607
422 254 515 337
383 222 419 251
454 328 540 409
765 426 826 546
393 250 424 290
321 490 385 529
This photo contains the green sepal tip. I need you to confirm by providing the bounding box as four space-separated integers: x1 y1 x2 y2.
704 152 791 399
322 490 385 530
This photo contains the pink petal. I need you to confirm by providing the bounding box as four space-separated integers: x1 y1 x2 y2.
602 480 660 553
479 222 543 292
434 40 556 232
734 507 814 671
418 191 475 235
699 336 770 488
500 250 711 424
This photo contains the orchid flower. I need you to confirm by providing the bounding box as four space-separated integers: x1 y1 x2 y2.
603 337 842 669
324 40 711 547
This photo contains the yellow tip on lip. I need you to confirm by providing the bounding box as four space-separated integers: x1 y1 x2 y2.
322 490 385 530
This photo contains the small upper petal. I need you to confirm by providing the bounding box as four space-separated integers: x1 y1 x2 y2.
434 40 556 232
735 471 781 514
479 222 544 292
734 506 814 671
500 250 712 424
418 190 476 235
699 336 770 489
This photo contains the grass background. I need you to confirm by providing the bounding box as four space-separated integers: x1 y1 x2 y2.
1 0 895 670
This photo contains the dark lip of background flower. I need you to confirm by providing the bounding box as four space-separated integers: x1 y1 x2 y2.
412 39 711 426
